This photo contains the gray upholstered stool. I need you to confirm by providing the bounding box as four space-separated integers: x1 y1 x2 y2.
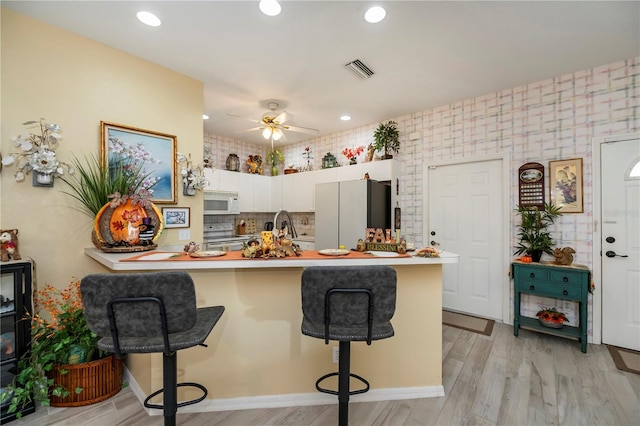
81 271 224 426
301 265 397 426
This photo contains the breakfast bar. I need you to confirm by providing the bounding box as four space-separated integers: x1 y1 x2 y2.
84 247 458 413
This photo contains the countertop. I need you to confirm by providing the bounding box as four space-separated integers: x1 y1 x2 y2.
85 246 458 271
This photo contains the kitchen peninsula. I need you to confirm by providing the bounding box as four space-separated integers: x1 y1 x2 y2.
85 247 458 413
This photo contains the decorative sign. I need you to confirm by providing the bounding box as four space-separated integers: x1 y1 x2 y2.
518 162 545 209
358 228 407 253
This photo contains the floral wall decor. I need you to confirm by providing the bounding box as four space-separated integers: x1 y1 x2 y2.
177 153 208 196
1 118 72 186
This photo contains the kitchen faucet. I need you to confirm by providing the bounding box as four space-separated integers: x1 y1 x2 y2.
272 209 298 240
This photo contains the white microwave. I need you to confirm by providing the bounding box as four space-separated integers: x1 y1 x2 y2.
203 191 240 215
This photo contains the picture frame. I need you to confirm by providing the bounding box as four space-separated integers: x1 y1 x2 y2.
162 207 190 228
101 121 178 204
549 158 583 213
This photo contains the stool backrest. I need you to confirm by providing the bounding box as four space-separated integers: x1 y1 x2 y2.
81 271 197 338
301 265 396 331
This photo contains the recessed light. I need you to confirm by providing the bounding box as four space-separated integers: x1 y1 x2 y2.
340 115 351 121
259 0 281 17
137 11 161 27
202 114 210 120
364 6 386 24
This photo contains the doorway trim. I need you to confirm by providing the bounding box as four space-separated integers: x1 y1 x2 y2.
422 153 511 324
591 132 639 345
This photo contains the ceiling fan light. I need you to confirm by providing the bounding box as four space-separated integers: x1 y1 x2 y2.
259 0 281 17
364 6 386 24
272 128 283 141
262 127 273 139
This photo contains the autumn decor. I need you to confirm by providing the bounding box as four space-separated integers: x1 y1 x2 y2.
1 280 123 418
536 307 569 329
342 146 364 165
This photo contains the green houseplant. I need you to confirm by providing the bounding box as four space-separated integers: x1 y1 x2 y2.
513 202 562 262
1 280 122 418
372 120 400 159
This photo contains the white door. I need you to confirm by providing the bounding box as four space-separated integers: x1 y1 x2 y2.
602 138 640 351
428 159 504 319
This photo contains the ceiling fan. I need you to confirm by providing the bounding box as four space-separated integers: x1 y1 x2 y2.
233 102 319 142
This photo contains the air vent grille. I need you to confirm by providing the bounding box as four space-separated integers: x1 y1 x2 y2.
344 59 374 80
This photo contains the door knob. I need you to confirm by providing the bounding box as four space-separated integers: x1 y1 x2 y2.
605 251 629 258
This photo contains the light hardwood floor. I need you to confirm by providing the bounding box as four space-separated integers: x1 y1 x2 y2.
10 323 640 425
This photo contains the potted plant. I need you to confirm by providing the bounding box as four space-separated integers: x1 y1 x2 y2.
372 120 400 159
1 280 123 418
513 202 562 262
266 148 284 176
536 306 569 328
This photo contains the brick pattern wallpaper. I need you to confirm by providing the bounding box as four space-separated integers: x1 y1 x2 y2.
204 57 639 333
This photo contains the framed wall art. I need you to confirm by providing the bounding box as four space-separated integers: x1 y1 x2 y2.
162 207 190 228
549 158 583 213
101 121 177 204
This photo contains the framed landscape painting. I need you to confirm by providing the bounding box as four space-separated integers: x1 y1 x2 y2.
549 158 583 213
101 121 177 204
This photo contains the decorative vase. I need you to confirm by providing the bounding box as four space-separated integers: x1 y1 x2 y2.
350 157 357 165
48 354 123 407
272 165 278 176
183 181 196 196
530 250 543 262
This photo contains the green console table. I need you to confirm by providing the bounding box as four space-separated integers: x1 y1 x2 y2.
512 261 590 353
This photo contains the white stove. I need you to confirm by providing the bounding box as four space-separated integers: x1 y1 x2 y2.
203 223 253 251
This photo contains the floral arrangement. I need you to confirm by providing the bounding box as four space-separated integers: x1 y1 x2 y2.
535 306 569 325
342 145 364 161
2 280 104 417
302 146 313 171
1 118 72 182
177 153 208 196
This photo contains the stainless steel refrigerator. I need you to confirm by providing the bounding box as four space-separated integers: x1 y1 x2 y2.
315 179 390 250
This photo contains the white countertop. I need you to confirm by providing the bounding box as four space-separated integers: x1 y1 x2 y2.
85 246 458 271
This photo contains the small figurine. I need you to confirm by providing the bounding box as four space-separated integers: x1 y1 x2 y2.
183 241 200 255
138 218 155 246
553 247 576 265
0 229 21 262
247 155 263 174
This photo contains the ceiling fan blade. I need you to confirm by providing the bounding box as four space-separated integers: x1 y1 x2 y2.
227 113 263 125
274 111 292 124
236 126 263 133
283 124 319 134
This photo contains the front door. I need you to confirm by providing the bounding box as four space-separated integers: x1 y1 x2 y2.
601 138 640 351
427 159 504 320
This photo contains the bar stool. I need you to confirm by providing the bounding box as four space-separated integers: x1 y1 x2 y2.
81 271 224 426
301 265 397 426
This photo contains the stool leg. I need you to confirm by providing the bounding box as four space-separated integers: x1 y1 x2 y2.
338 340 350 426
163 352 177 426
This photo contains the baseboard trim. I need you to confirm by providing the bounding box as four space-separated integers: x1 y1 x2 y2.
124 367 444 416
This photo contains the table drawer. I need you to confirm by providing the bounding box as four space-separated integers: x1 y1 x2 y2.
516 266 549 281
518 280 582 299
549 270 587 285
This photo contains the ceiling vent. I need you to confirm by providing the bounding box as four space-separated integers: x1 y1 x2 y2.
344 59 374 80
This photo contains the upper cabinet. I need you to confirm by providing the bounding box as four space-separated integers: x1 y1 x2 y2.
239 174 270 212
203 169 240 192
282 172 315 212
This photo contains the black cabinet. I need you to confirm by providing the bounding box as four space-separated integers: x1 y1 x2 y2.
1 261 35 422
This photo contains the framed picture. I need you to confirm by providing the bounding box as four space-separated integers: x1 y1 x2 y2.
101 121 177 204
549 158 583 213
162 207 190 228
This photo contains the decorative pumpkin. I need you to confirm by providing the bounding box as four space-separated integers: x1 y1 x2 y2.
520 255 533 263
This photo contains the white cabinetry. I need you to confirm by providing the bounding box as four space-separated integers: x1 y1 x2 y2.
282 172 315 212
238 174 270 212
203 169 239 192
315 160 397 184
269 175 283 211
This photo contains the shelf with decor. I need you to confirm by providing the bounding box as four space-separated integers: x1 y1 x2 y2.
512 261 590 353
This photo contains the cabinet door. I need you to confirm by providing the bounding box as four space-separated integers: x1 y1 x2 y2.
282 172 314 212
203 168 220 190
269 175 283 212
238 173 253 212
218 170 239 192
253 175 270 212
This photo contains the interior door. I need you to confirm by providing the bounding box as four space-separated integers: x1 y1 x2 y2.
601 138 640 351
428 159 504 319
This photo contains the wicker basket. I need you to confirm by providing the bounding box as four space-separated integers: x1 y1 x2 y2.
47 354 123 407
